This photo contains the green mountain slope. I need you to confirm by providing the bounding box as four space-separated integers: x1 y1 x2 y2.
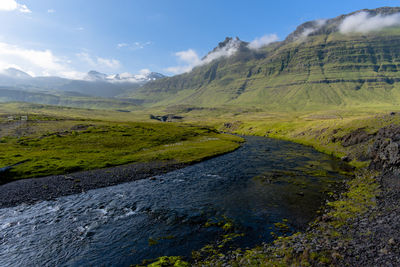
129 7 400 111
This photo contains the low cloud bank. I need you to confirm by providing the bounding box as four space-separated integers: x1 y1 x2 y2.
340 12 400 34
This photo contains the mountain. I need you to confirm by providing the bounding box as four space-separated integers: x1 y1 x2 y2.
2 68 32 79
0 69 166 98
129 7 400 110
85 70 108 81
84 70 165 84
0 87 141 110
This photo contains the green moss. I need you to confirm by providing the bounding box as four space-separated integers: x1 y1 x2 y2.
0 119 243 181
327 170 380 228
143 256 190 267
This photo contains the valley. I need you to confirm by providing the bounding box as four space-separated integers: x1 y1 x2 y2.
1 5 400 267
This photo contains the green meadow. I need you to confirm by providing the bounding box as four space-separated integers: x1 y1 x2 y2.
0 102 242 181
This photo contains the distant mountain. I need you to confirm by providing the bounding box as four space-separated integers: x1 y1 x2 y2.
2 68 32 79
129 7 400 110
85 70 108 81
0 68 166 98
85 70 166 84
0 87 141 110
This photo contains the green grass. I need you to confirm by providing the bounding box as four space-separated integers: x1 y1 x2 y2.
0 110 243 181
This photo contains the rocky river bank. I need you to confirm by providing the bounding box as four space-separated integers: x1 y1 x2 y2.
195 124 400 266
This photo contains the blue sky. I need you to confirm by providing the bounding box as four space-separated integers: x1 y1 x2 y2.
0 0 399 78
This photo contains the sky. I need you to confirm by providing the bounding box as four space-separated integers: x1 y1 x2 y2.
0 0 399 78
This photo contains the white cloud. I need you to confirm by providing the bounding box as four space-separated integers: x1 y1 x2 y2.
175 49 202 65
139 68 151 75
0 42 84 79
0 0 31 13
165 65 195 75
340 12 400 34
117 41 153 50
18 3 30 13
248 34 279 50
77 52 121 70
117 43 128 48
97 57 121 69
165 49 201 74
47 9 55 13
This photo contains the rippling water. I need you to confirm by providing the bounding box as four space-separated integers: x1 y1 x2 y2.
0 136 349 266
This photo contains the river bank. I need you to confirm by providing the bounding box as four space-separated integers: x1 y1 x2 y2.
0 161 190 208
185 116 400 266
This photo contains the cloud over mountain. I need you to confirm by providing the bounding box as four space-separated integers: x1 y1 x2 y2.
248 34 279 49
340 11 400 34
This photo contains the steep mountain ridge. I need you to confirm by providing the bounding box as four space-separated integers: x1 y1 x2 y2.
131 7 400 110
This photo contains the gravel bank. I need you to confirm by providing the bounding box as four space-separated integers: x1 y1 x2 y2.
0 161 188 209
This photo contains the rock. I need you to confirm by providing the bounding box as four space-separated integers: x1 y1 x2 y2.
341 156 351 162
340 128 374 147
149 114 183 122
369 128 400 172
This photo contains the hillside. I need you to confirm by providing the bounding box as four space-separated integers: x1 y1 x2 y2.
129 7 400 110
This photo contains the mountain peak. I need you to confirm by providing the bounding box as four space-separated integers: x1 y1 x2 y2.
2 68 32 79
201 36 248 63
86 70 108 81
213 36 246 51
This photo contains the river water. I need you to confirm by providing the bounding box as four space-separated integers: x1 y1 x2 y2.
0 136 349 266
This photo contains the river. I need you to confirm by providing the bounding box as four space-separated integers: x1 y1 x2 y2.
0 136 350 266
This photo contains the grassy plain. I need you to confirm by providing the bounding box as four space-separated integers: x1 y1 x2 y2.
0 102 243 181
3 102 400 182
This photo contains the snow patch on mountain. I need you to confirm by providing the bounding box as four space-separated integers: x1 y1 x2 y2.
85 69 165 83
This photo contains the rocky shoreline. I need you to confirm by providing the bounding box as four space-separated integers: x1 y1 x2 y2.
192 124 400 266
0 161 189 209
